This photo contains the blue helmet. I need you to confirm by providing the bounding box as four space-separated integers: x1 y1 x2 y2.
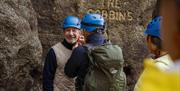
63 16 81 29
81 13 105 32
144 16 161 38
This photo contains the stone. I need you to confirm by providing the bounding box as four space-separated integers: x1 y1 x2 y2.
0 0 42 91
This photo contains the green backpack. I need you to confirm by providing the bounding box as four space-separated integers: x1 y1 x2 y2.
83 43 126 91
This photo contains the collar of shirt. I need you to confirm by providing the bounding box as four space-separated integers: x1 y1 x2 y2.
167 59 180 72
87 33 106 45
62 39 75 50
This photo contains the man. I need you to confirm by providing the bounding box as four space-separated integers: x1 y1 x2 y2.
136 1 180 91
43 16 83 91
144 16 173 70
134 16 173 91
64 13 107 91
143 16 173 71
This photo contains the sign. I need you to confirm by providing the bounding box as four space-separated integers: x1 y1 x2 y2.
85 0 134 21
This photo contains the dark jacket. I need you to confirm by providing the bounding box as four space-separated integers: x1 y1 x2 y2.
43 39 74 91
64 33 106 91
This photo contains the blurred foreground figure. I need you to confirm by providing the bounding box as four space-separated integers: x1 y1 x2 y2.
137 0 180 91
134 16 173 91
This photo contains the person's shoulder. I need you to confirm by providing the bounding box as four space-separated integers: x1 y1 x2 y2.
73 46 86 52
52 42 62 48
155 55 173 67
47 48 55 54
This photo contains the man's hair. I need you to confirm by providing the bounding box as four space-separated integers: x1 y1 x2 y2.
147 35 162 50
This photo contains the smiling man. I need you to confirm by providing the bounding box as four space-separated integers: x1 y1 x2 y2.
43 16 83 91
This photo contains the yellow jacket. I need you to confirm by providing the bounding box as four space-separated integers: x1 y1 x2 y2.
135 59 180 91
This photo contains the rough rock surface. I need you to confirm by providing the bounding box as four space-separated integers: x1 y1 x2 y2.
0 0 42 91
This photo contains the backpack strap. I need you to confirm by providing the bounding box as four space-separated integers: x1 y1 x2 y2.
83 44 94 50
83 44 98 68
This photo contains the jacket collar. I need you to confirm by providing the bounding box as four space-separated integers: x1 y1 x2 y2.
61 39 75 50
87 33 106 45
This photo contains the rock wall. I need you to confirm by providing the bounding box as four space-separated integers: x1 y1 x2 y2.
0 0 42 91
0 0 157 91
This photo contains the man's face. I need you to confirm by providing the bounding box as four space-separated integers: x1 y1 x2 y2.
161 0 180 60
146 36 160 56
64 27 81 44
146 36 155 54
